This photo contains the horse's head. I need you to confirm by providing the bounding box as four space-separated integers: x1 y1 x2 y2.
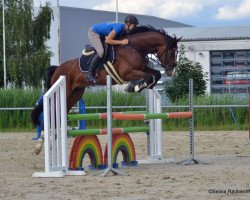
156 34 181 76
124 26 181 76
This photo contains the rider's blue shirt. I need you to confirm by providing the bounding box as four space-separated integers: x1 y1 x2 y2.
91 22 125 38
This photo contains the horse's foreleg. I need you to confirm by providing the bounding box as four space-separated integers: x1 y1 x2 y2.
123 70 154 92
144 67 162 89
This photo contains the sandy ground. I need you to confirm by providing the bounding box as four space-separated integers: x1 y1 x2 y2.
0 131 250 200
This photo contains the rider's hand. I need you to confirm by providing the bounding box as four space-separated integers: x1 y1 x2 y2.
121 39 129 45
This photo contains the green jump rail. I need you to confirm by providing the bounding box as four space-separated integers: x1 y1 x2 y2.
68 126 150 137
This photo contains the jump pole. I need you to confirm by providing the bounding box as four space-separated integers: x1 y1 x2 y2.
242 93 250 147
249 92 250 141
100 75 129 176
177 79 205 165
68 112 192 121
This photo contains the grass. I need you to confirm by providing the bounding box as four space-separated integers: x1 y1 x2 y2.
0 89 249 132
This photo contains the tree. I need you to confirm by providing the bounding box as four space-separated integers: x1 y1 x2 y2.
0 0 53 88
164 44 207 102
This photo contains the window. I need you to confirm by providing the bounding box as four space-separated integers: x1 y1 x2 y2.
211 50 250 94
211 52 222 59
235 60 247 68
223 51 234 59
235 51 246 59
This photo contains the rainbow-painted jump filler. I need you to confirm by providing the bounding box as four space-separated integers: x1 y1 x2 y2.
32 75 195 178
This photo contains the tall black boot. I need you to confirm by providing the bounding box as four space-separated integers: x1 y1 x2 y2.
86 54 102 83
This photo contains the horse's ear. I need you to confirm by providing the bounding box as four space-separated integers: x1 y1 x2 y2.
177 37 183 42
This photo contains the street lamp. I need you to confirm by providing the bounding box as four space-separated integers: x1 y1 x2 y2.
2 0 6 88
116 0 118 22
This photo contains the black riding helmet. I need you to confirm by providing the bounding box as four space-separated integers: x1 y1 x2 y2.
124 15 139 25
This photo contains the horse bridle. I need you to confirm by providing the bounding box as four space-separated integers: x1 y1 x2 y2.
145 45 177 75
156 44 178 72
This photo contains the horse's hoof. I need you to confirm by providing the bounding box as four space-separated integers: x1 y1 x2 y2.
134 82 147 92
34 139 44 155
124 84 135 92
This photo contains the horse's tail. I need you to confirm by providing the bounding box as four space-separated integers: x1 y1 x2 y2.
46 65 58 89
31 100 43 127
31 65 58 127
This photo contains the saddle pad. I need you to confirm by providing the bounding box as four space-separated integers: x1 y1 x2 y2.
79 53 94 72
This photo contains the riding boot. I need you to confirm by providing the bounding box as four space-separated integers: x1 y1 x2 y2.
86 54 102 84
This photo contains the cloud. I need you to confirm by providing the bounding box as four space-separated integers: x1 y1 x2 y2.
216 0 250 20
93 0 203 19
93 0 154 15
156 0 203 18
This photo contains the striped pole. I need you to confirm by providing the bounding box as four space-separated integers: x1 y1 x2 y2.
68 112 192 121
100 75 128 176
177 79 205 165
68 126 150 137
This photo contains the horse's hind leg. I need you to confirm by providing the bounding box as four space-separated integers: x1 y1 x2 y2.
66 87 86 112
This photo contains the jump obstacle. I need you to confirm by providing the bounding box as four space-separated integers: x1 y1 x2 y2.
32 75 198 177
33 98 86 140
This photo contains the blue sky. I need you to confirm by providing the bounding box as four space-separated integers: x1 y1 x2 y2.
34 0 250 27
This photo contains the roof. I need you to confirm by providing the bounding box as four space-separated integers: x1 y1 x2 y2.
60 6 191 28
165 26 250 41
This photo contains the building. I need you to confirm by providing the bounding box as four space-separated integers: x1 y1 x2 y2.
167 26 250 94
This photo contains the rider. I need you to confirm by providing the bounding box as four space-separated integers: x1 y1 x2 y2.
87 15 139 83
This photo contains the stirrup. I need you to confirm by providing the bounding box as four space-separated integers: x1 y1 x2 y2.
86 72 96 84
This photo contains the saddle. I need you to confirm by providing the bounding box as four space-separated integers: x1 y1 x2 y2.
79 44 114 72
79 45 127 84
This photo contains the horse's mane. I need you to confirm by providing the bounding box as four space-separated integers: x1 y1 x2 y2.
125 25 177 48
127 25 168 37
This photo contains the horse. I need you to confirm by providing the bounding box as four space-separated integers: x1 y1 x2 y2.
31 25 181 139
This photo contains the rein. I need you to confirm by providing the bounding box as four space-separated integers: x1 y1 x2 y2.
125 42 171 69
127 42 146 57
148 55 164 67
124 42 149 63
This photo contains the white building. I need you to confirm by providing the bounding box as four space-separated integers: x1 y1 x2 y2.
167 26 250 94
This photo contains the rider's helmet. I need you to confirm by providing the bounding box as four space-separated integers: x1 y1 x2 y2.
124 15 139 25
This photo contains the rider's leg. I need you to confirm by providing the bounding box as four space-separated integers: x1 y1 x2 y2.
88 54 102 83
87 29 104 83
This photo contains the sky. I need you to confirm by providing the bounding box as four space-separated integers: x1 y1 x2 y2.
34 0 250 27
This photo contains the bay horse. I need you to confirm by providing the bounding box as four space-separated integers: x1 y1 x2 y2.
31 25 181 130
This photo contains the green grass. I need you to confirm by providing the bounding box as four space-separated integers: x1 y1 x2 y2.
0 88 42 131
0 89 249 131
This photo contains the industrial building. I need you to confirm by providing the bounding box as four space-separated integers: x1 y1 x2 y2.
167 26 250 94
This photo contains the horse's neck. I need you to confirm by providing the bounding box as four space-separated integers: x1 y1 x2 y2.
129 32 164 54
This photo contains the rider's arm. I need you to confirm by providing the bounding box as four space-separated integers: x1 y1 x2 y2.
105 30 128 45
